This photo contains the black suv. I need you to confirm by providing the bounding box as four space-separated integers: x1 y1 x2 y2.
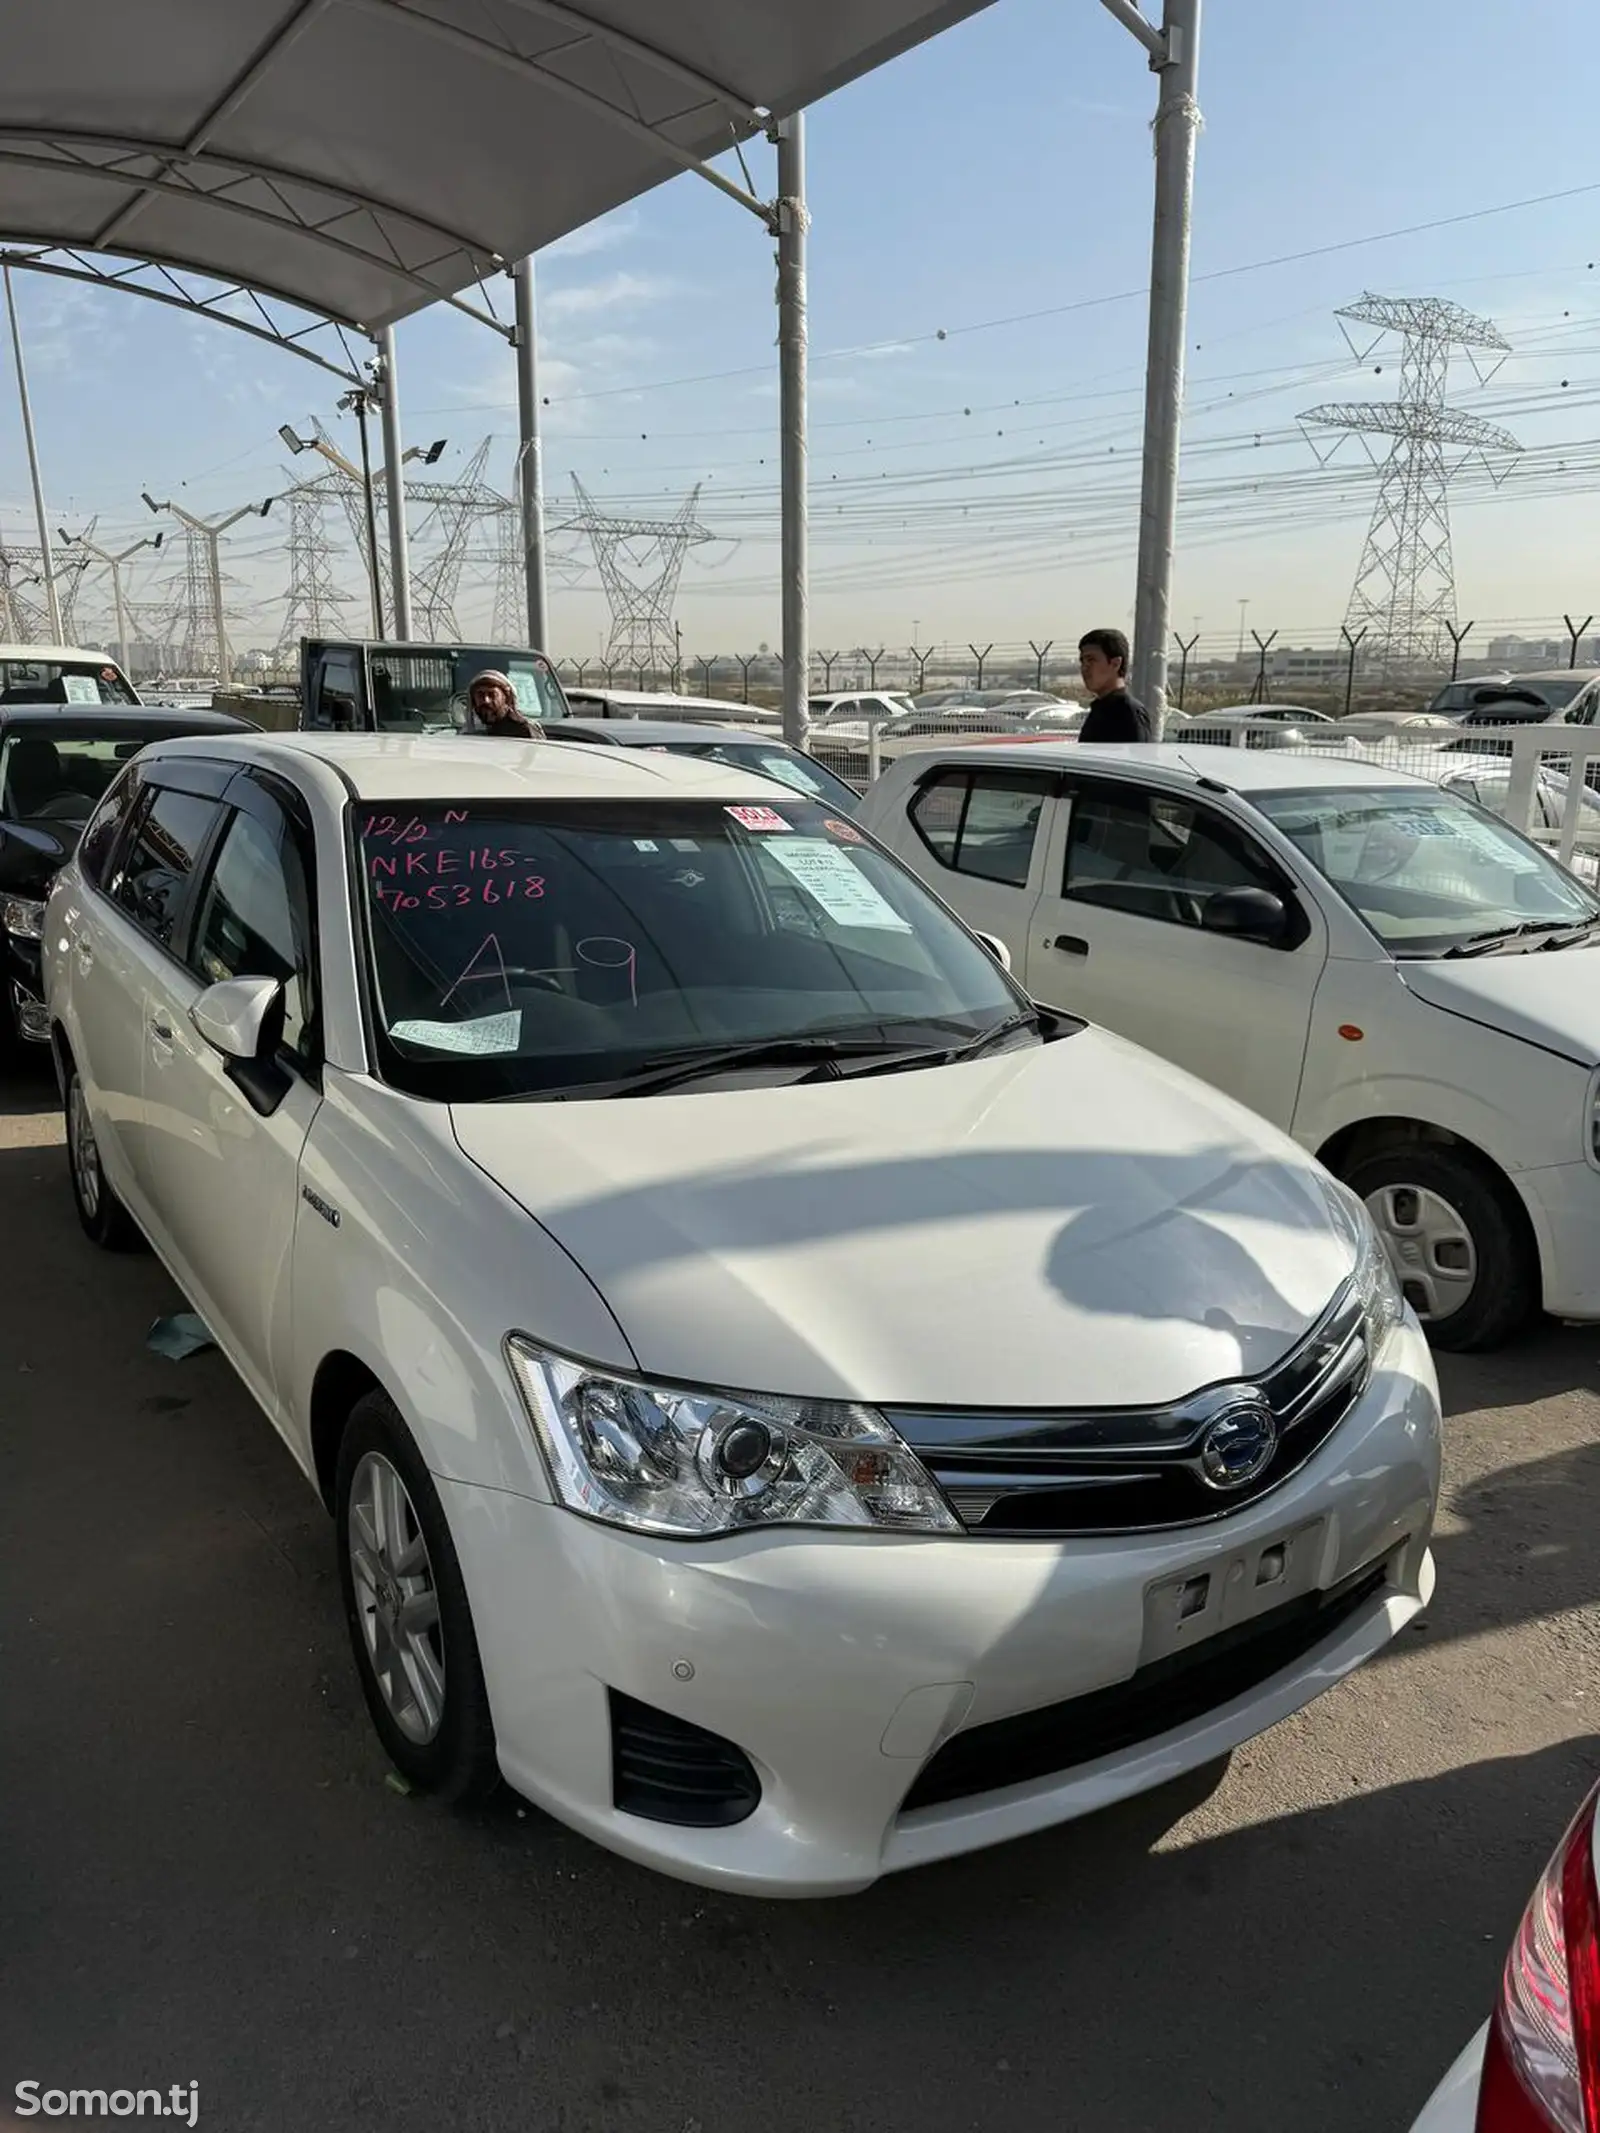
0 705 250 1054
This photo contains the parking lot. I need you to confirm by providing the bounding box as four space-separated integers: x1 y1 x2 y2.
0 1061 1596 2133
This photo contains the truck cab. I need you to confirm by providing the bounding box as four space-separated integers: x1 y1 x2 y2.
301 639 571 733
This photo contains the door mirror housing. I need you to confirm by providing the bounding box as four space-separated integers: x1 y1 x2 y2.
190 976 281 1061
1201 886 1290 945
971 929 1013 971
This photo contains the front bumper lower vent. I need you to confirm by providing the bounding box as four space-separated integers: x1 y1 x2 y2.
609 1689 761 1828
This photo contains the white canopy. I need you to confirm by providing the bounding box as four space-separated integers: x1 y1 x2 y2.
0 0 996 331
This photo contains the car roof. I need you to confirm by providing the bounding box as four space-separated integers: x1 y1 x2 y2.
0 705 248 731
563 688 761 714
551 718 789 745
901 740 1434 794
1509 668 1600 683
0 643 129 665
133 730 799 803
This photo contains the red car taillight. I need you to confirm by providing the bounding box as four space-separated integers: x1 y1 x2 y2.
1478 1787 1600 2132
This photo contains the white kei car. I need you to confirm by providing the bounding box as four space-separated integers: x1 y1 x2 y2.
859 743 1600 1352
1410 1774 1600 2131
43 733 1440 1896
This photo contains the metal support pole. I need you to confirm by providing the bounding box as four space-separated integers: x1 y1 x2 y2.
1444 618 1472 683
108 561 132 678
1122 0 1203 735
355 392 385 637
376 326 413 639
773 115 809 750
513 257 549 650
4 264 63 641
206 530 230 686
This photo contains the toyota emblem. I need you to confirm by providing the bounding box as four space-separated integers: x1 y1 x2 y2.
1197 1393 1278 1491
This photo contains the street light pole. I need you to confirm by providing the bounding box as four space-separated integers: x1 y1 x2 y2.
59 526 163 675
4 264 64 641
142 493 274 686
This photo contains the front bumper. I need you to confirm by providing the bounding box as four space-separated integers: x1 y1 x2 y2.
1519 1157 1600 1319
446 1318 1441 1896
1408 2024 1486 2132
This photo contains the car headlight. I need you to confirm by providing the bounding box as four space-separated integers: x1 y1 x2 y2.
1323 1176 1407 1361
505 1338 960 1538
2 895 44 940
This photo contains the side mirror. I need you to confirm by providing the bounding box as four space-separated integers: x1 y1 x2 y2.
971 929 1013 971
1201 886 1290 945
191 975 281 1061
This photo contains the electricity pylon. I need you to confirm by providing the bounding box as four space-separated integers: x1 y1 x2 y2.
1301 295 1521 672
561 478 713 670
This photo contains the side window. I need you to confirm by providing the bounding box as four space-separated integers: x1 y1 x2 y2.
191 801 317 1066
908 770 1050 889
1063 786 1283 929
110 786 225 949
78 767 144 890
312 656 359 731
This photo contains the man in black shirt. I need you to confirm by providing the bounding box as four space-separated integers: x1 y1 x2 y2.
1077 628 1153 742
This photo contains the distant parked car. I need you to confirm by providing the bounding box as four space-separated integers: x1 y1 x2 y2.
807 691 915 736
859 738 1600 1350
1423 674 1513 716
1184 703 1337 726
539 718 863 813
563 687 780 728
0 702 250 1053
0 642 141 706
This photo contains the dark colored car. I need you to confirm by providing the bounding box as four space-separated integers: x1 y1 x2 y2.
0 705 251 1053
539 718 864 813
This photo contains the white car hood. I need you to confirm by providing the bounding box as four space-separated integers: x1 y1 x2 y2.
450 1034 1356 1410
1402 944 1600 1066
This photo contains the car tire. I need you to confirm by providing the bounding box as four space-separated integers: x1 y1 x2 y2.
335 1390 499 1804
1342 1142 1538 1353
64 1065 143 1252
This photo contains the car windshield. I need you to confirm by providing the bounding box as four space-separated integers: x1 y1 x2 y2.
0 727 174 824
1253 784 1600 953
354 796 1021 1100
0 658 136 706
366 648 570 732
652 739 860 813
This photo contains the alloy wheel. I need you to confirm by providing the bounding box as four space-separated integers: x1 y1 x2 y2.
347 1451 446 1745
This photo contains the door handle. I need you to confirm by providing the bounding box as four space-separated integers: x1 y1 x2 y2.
148 1015 175 1044
75 938 94 973
1049 934 1090 957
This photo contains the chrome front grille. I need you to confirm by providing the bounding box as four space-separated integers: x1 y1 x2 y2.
889 1284 1369 1539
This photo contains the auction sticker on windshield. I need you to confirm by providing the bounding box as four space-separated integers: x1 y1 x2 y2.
766 838 912 930
725 805 791 831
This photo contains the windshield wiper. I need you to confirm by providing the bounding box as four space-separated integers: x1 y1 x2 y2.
1535 916 1600 950
524 1011 1052 1100
1440 920 1580 958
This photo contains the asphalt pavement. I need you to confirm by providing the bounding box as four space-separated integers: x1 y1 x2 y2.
1 1064 1597 2133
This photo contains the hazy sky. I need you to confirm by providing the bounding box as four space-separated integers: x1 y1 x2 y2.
2 0 1597 663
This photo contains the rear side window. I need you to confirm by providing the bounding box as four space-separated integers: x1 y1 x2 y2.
110 787 224 949
908 770 1051 888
